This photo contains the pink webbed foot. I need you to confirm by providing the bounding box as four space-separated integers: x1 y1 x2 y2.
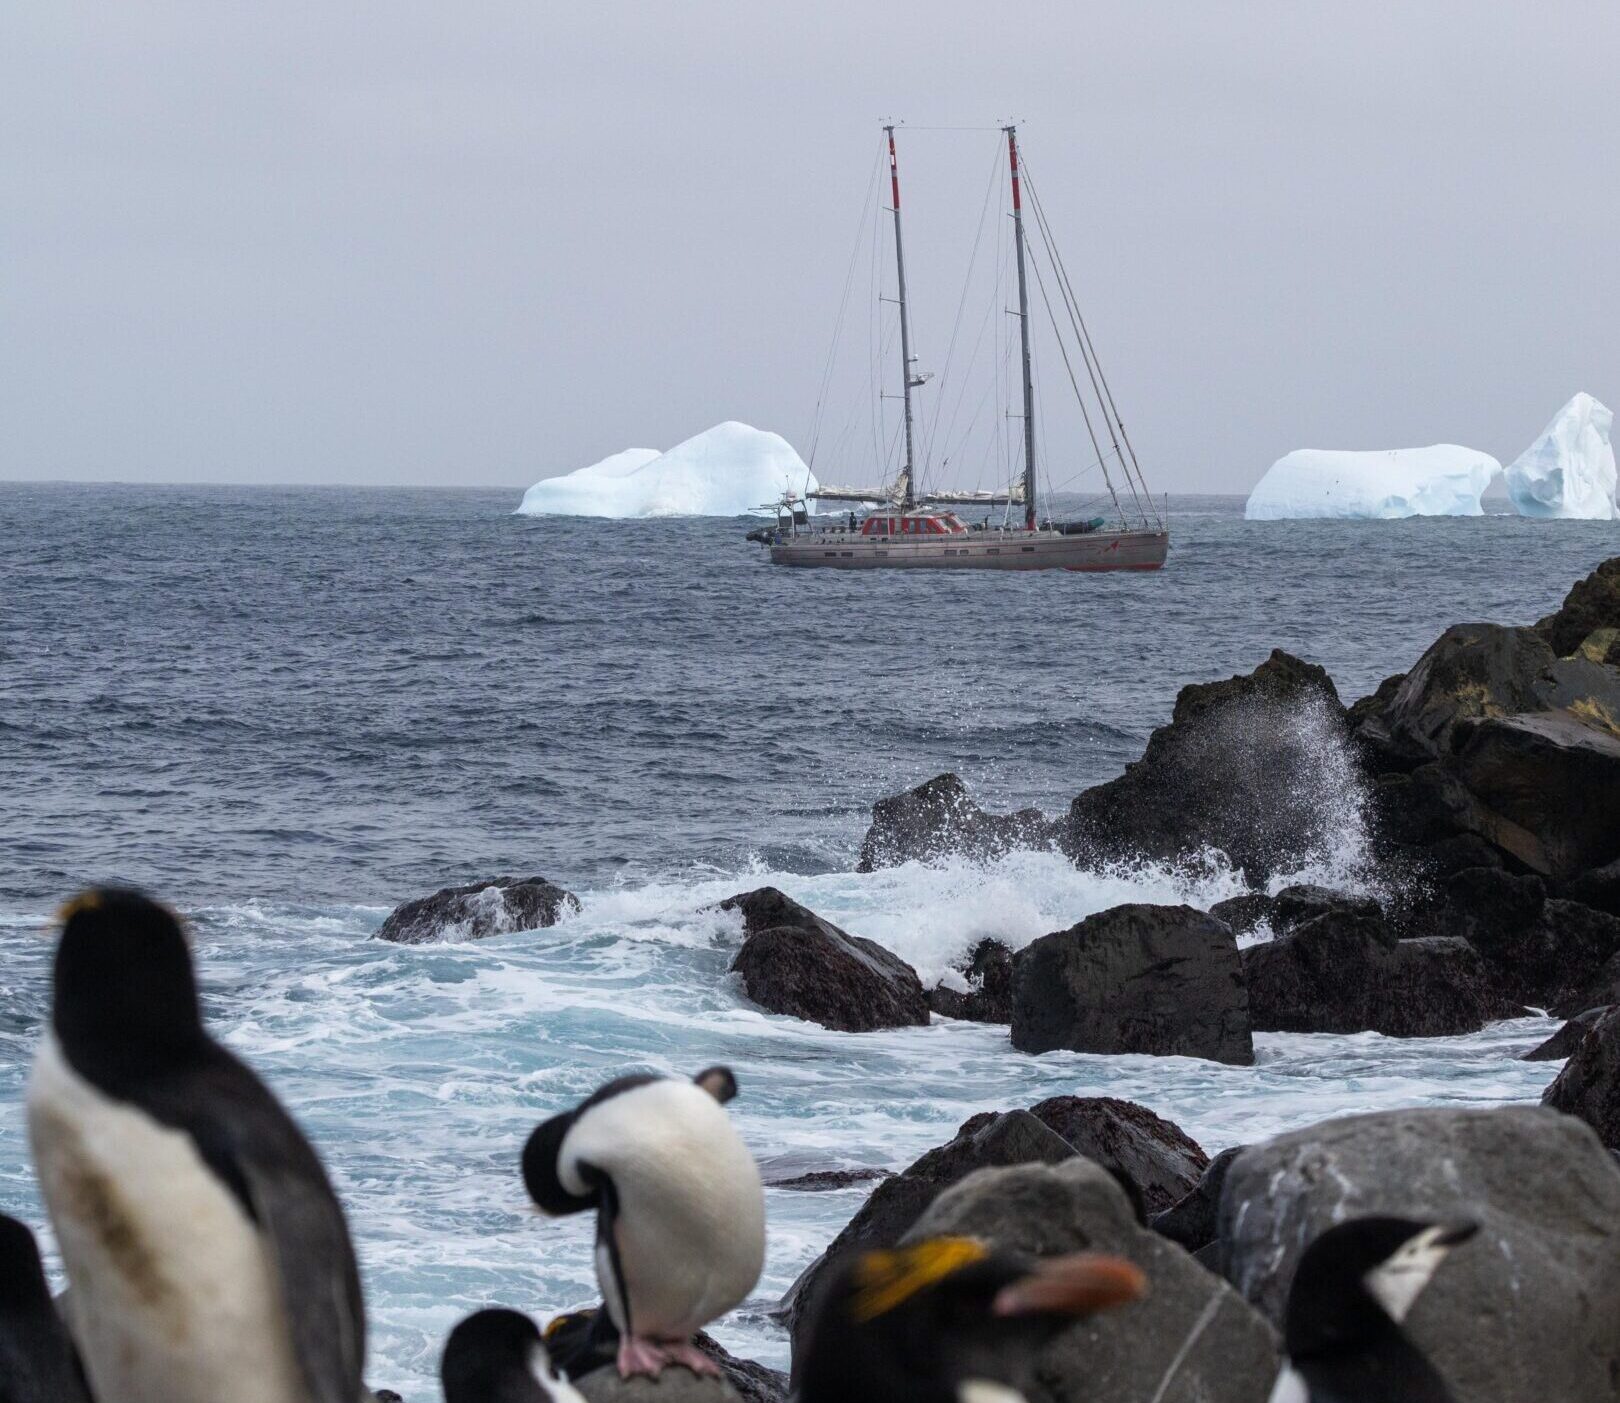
659 1339 723 1377
616 1335 672 1377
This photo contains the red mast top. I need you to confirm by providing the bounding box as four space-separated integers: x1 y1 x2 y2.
888 129 902 210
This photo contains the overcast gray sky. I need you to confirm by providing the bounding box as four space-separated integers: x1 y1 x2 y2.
4 1 1618 495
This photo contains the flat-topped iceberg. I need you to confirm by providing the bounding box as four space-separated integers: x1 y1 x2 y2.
517 422 817 518
1245 445 1501 520
1505 392 1616 520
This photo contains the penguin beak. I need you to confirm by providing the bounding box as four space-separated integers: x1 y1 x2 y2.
991 1253 1148 1318
1433 1220 1479 1249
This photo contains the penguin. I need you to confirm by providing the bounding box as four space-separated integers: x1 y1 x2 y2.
26 888 366 1403
521 1065 764 1379
0 1213 94 1403
441 1309 585 1403
1270 1216 1479 1403
794 1235 1148 1403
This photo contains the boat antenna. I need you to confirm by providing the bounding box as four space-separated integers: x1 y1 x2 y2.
885 125 919 511
1006 124 1037 530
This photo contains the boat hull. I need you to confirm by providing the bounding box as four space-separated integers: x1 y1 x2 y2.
767 528 1168 571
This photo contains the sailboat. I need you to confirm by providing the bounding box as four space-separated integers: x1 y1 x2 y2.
753 126 1169 571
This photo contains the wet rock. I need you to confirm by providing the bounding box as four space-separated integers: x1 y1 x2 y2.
693 1336 787 1403
1536 556 1620 657
856 773 1053 872
927 938 1014 1023
1208 891 1275 934
548 1314 778 1403
1020 1096 1208 1215
908 1158 1279 1403
373 876 579 944
1451 711 1620 880
1011 904 1254 1065
1523 1006 1612 1062
1566 858 1620 918
765 1168 892 1191
722 888 927 1033
1243 908 1507 1036
1064 650 1347 884
1270 883 1382 933
1543 1009 1620 1151
1577 627 1620 666
1149 1145 1243 1255
1219 1105 1620 1403
577 1367 742 1403
777 1110 1075 1348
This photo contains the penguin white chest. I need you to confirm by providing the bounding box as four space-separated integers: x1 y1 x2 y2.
27 1035 311 1403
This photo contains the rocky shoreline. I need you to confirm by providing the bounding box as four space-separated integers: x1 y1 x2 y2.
366 556 1620 1401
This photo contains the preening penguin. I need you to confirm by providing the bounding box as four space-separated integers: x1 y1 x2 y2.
1270 1216 1478 1403
26 888 366 1403
0 1213 94 1403
794 1235 1148 1403
441 1309 585 1403
521 1065 764 1379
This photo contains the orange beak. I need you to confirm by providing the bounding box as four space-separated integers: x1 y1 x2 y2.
991 1253 1148 1318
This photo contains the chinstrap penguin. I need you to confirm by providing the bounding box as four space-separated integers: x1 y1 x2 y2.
0 1212 94 1403
794 1235 1149 1403
27 888 366 1403
441 1308 586 1403
1270 1215 1478 1403
521 1065 764 1379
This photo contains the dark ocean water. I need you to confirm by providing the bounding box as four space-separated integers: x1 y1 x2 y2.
0 482 1610 1390
2 483 1613 910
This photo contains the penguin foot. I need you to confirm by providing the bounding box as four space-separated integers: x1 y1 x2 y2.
660 1340 722 1377
616 1335 672 1377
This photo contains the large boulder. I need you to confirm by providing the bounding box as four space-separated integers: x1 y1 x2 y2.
721 888 927 1032
856 773 1052 871
1019 1096 1208 1215
1219 1106 1620 1403
373 875 579 944
1544 1009 1620 1149
1010 904 1254 1065
1524 1006 1612 1062
1566 858 1620 917
1149 1145 1243 1257
1536 556 1620 657
1243 908 1507 1036
1269 883 1381 934
1064 650 1349 884
778 1110 1075 1348
907 1158 1279 1403
927 939 1015 1023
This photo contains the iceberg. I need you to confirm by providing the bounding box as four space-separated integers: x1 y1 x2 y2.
1504 393 1617 520
1244 445 1501 520
516 422 818 518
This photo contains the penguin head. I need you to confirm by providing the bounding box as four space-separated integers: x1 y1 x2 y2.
441 1308 585 1403
52 889 203 1067
795 1236 1148 1403
0 1214 52 1315
1285 1216 1479 1357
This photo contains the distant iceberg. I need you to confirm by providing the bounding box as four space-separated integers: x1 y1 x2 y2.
516 422 818 518
1244 445 1501 521
1504 393 1616 520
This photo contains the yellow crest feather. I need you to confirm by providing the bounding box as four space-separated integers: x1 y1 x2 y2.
56 890 104 926
849 1237 989 1321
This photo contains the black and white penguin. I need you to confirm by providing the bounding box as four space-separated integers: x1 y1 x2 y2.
0 1213 94 1403
521 1065 764 1379
794 1235 1148 1403
441 1309 586 1403
26 888 366 1403
1270 1216 1478 1403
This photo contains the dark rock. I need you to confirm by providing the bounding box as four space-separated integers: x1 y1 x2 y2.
1523 1007 1612 1061
1243 908 1507 1036
1149 1145 1243 1254
777 1109 1075 1349
1368 761 1480 849
927 938 1014 1023
373 876 579 944
1064 650 1351 885
694 1335 787 1403
765 1168 892 1191
1451 711 1620 879
1410 832 1505 877
1566 858 1620 918
908 1158 1279 1403
1011 903 1254 1065
1576 627 1620 666
1220 1105 1620 1403
722 888 928 1032
1544 1009 1620 1151
371 1393 403 1403
1021 1095 1208 1215
856 773 1052 872
1536 556 1620 657
546 1313 777 1403
578 1367 741 1403
1208 891 1275 933
1270 883 1382 933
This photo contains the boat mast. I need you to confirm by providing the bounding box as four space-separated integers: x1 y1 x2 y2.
885 125 918 512
1006 125 1037 530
